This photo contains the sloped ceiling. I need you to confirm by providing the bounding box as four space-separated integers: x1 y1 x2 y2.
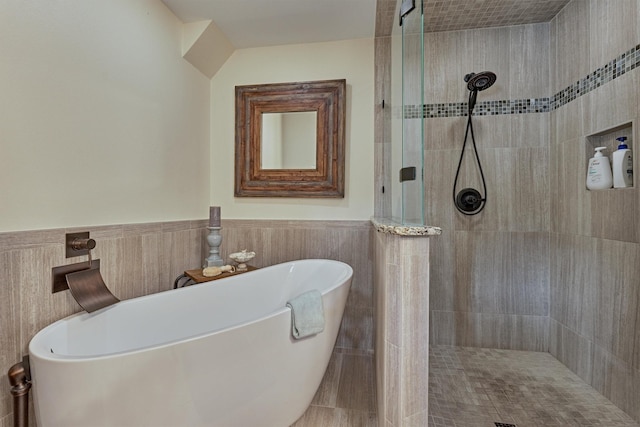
163 0 570 49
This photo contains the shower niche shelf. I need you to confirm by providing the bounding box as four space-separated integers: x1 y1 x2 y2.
586 121 634 190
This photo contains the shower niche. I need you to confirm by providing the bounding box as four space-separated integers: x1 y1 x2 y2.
585 121 634 189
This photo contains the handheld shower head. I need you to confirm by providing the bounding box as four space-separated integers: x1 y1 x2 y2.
465 71 496 92
454 72 497 216
464 71 496 112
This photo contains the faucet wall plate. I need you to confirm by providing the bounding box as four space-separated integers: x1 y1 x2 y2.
52 259 100 293
66 232 93 258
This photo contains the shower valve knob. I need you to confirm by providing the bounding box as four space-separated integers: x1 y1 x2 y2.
455 188 483 213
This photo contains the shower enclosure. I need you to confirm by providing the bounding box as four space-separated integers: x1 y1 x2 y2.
387 0 425 225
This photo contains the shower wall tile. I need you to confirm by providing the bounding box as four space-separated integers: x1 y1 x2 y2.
423 149 457 231
429 310 548 351
590 187 639 243
513 148 550 231
553 0 591 93
465 114 512 148
429 310 470 346
424 23 548 106
422 5 555 359
549 319 594 384
452 148 503 232
453 231 549 316
480 312 548 351
424 116 468 151
428 230 455 311
549 8 557 94
453 147 549 233
454 231 510 314
588 0 639 72
424 30 472 104
510 111 550 148
549 233 598 338
403 33 424 107
470 27 511 102
591 344 640 422
593 239 640 365
510 232 550 315
509 23 550 100
550 138 592 236
553 95 585 144
583 71 639 138
551 3 640 414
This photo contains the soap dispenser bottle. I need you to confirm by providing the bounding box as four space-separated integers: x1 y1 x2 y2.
586 146 613 190
612 136 633 188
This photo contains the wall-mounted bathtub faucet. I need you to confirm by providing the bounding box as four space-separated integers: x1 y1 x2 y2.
51 232 119 313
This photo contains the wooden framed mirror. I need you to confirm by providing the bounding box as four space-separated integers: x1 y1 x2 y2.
235 79 346 197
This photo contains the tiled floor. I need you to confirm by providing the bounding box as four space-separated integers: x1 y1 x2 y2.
291 350 377 427
429 345 640 427
293 345 640 427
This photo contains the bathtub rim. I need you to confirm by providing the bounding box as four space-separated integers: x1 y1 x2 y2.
29 258 353 362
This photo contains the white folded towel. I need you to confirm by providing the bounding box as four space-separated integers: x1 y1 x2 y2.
286 289 325 339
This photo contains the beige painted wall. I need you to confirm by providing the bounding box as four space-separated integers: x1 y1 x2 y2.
210 39 375 220
0 0 211 233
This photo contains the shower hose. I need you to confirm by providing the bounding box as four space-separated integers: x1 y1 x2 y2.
452 89 488 216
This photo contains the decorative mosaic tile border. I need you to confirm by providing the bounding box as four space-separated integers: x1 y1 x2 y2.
551 43 640 110
408 98 550 118
408 43 640 119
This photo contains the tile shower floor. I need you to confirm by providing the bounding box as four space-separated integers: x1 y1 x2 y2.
293 346 639 426
429 345 640 427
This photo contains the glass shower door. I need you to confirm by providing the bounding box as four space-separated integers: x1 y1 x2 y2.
390 0 424 225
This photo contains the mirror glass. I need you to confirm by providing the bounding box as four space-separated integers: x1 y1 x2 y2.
260 111 317 169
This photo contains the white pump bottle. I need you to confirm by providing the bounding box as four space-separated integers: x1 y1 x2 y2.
612 136 633 188
586 146 613 190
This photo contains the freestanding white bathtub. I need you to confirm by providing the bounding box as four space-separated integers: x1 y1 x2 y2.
29 259 353 427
